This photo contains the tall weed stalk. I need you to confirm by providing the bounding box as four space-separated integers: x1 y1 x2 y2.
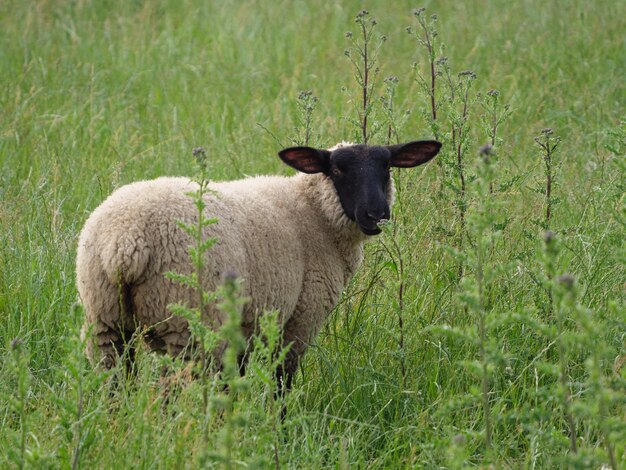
344 10 387 143
408 7 440 138
164 146 288 468
534 128 561 230
294 90 319 146
164 146 221 456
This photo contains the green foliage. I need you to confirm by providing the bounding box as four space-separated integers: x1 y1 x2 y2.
0 0 624 468
4 339 34 469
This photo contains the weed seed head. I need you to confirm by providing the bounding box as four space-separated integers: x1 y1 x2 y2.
458 70 477 80
541 128 553 136
193 146 208 166
453 434 466 445
297 90 317 102
557 274 575 290
385 76 399 85
414 7 426 16
355 10 369 23
479 144 494 163
487 89 500 97
345 31 353 38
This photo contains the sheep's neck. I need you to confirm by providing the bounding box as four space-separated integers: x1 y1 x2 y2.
297 173 367 281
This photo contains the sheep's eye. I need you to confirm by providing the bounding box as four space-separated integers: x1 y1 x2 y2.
331 167 342 177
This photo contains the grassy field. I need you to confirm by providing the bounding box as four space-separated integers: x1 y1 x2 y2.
1 0 625 468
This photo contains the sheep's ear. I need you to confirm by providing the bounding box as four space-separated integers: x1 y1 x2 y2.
387 140 442 168
278 147 331 174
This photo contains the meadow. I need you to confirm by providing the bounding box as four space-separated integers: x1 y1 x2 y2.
1 0 624 468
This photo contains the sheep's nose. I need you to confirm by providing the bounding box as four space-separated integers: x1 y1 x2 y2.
366 210 387 222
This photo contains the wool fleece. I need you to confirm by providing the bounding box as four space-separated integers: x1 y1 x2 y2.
76 166 393 370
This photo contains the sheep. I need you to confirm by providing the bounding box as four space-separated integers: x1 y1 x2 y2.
76 140 441 389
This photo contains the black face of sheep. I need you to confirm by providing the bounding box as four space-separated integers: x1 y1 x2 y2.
279 141 442 235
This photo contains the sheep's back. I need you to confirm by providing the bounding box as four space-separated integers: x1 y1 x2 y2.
210 176 308 327
78 174 344 338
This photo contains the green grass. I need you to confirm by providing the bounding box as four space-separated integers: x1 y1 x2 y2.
1 0 625 467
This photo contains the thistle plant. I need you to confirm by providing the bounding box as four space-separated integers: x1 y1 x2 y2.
56 320 108 470
456 145 503 458
408 7 440 139
446 433 470 469
478 89 512 194
451 71 477 254
381 75 411 227
165 146 221 451
518 221 626 467
207 273 248 469
573 286 623 469
605 119 625 231
164 147 280 468
410 8 483 270
534 232 624 468
380 223 408 388
541 232 578 456
409 7 449 232
380 75 411 146
246 310 291 469
479 90 511 150
344 10 387 144
534 128 561 230
381 76 399 145
432 64 479 277
423 145 509 463
293 90 319 146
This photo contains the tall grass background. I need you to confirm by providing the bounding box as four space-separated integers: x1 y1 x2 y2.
0 0 624 467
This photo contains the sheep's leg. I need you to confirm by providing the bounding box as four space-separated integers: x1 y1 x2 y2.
236 324 257 377
237 351 249 376
275 315 310 419
273 345 303 421
82 321 121 370
277 344 303 390
79 272 137 371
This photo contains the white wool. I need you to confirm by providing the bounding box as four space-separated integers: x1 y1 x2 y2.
76 143 391 373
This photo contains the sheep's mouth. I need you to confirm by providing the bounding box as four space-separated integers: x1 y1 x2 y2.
360 225 382 235
358 221 389 236
356 217 389 236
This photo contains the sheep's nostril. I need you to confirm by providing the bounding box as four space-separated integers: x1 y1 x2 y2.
367 210 386 222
